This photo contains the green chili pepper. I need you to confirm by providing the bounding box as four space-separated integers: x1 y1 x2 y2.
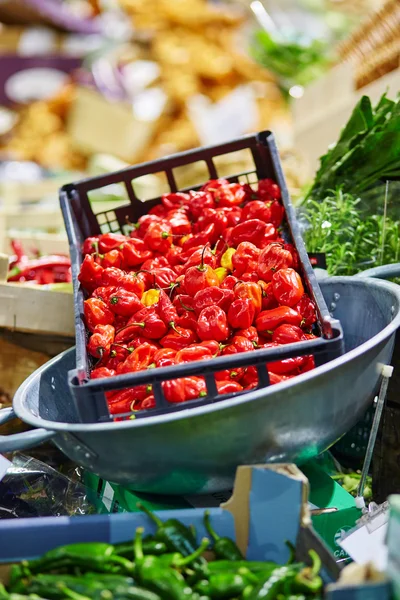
245 566 299 600
285 541 296 565
8 595 51 600
195 572 247 599
292 550 323 595
24 543 133 575
242 584 254 599
12 574 135 599
133 528 193 600
8 564 31 588
237 568 260 586
207 561 278 574
204 512 243 561
157 538 210 570
58 587 91 600
136 503 206 572
90 586 162 600
0 584 8 600
115 539 167 559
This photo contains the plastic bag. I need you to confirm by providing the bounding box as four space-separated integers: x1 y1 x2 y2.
0 453 98 519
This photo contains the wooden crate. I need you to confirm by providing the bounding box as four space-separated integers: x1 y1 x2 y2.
0 174 143 255
0 283 74 337
0 177 68 255
338 0 400 89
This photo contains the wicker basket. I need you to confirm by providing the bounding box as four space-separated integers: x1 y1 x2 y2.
337 0 400 89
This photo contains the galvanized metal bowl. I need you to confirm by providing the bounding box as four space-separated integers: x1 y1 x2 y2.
1 276 400 495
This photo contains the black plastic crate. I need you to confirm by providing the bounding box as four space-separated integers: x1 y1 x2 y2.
60 131 344 423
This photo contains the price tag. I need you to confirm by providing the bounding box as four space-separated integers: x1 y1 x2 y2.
0 454 11 483
339 503 389 571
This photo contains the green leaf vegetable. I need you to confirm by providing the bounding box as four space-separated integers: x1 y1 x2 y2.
305 93 400 202
251 30 330 95
302 189 400 276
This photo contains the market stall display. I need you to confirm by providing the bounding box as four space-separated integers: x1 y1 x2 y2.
0 1 399 591
1 513 326 599
0 466 343 592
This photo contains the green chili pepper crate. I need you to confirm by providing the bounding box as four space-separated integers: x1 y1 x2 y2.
0 465 390 598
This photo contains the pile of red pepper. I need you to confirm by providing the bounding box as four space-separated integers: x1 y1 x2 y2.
7 240 71 285
78 178 317 416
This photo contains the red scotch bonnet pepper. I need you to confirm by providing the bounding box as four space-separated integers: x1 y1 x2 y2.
78 179 318 415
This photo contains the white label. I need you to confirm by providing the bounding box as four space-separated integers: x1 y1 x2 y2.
0 454 11 482
102 481 114 511
340 520 388 571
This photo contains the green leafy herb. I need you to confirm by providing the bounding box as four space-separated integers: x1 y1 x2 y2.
302 189 400 276
251 30 330 95
305 93 400 202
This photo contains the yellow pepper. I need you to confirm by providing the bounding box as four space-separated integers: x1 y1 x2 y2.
215 267 228 283
141 289 160 306
221 248 236 271
179 234 191 247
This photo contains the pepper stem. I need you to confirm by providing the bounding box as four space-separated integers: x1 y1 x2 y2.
125 216 140 231
111 343 134 353
178 297 194 312
204 510 220 542
198 243 209 272
94 349 104 368
134 527 145 561
136 503 163 528
285 540 296 564
214 238 228 256
167 282 180 298
173 538 210 568
109 554 134 572
308 549 322 577
92 240 100 257
58 586 91 600
169 322 183 336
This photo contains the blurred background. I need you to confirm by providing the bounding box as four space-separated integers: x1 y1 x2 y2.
0 0 395 257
